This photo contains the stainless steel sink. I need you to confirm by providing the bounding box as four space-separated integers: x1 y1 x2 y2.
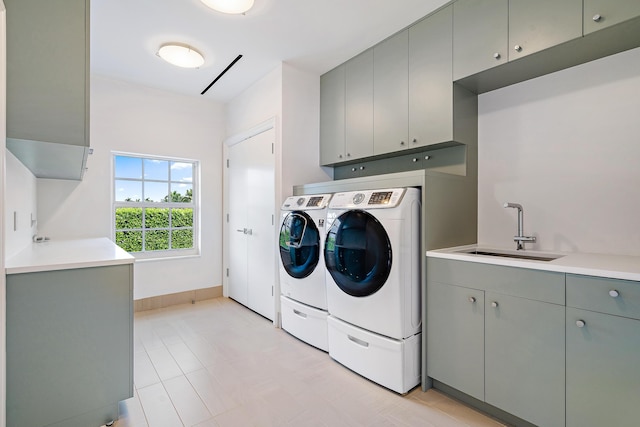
458 249 563 262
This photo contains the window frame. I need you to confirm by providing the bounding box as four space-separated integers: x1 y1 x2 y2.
112 151 200 259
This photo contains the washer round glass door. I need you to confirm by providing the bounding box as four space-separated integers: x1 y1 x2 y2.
279 211 320 279
324 210 392 297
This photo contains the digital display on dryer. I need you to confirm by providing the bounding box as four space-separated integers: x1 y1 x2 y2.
368 191 393 205
306 196 324 207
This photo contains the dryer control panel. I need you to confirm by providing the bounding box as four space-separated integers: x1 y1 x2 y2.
281 194 333 211
328 188 407 209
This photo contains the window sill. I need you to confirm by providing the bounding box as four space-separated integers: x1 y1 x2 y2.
131 249 200 262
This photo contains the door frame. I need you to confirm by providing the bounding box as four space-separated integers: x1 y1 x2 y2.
222 117 280 323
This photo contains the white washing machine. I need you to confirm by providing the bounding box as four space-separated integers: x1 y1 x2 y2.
278 194 332 351
324 187 421 393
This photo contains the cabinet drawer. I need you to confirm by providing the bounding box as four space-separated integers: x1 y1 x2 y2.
427 257 565 304
567 274 640 320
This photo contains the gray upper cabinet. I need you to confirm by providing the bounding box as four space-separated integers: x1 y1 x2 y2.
345 49 374 162
584 0 640 35
453 0 508 80
509 0 583 60
6 0 90 180
453 0 582 80
409 6 455 149
320 64 346 165
373 30 409 156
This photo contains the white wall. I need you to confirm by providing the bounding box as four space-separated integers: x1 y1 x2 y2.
4 150 37 259
478 47 640 256
37 75 227 299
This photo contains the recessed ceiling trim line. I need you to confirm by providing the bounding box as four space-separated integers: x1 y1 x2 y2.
201 54 243 95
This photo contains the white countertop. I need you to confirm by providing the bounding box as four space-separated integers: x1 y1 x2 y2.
5 238 135 275
427 244 640 282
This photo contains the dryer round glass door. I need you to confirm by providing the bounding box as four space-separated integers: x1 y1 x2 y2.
279 211 320 279
324 210 392 297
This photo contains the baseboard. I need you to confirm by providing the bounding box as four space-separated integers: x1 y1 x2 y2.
134 286 223 312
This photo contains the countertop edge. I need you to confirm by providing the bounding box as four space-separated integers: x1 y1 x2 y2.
5 238 135 275
427 245 640 282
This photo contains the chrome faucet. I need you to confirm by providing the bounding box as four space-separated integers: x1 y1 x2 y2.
503 202 536 250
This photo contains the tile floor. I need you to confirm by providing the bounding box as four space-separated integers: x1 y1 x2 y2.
115 297 506 427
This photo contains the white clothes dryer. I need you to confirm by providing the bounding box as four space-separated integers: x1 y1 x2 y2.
278 194 332 351
324 187 421 393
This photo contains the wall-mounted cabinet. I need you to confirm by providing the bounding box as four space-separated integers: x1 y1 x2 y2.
320 5 477 167
584 0 640 35
453 0 583 80
5 0 90 180
320 50 375 165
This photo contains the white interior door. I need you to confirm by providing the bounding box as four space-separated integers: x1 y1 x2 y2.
227 127 276 320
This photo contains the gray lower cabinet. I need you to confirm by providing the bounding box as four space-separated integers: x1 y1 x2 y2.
485 292 565 427
5 0 90 180
565 274 640 427
427 282 484 400
584 0 640 35
426 257 565 426
6 264 134 427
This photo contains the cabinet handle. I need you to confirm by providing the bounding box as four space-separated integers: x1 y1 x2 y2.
609 289 620 298
346 152 351 157
293 309 307 318
468 296 476 303
576 319 586 328
351 167 357 172
424 155 431 160
400 141 405 146
412 138 418 144
491 301 499 308
359 166 365 171
493 52 501 60
514 45 523 52
593 14 602 22
412 158 419 163
338 154 343 159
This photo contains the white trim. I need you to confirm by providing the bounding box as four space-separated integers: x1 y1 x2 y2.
224 117 275 147
1 4 8 426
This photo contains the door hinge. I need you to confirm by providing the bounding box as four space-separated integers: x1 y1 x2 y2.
272 143 274 154
272 214 274 226
226 268 229 277
272 286 274 297
227 213 229 223
226 159 229 168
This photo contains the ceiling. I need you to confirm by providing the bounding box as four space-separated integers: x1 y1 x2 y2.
90 0 450 103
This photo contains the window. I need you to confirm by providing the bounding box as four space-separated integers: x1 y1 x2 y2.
113 153 198 256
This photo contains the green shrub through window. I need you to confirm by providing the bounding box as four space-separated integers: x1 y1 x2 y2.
113 154 197 254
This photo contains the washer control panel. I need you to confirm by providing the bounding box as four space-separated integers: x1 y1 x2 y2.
329 188 408 209
281 194 333 211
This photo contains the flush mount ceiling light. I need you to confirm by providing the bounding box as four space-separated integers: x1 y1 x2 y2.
200 0 254 14
157 43 205 68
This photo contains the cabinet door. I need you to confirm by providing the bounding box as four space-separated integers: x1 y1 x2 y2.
509 0 583 60
7 265 133 427
485 293 565 427
409 6 453 148
427 282 484 400
345 49 374 161
584 0 640 35
373 30 409 156
320 65 346 165
453 0 508 80
6 0 89 146
566 308 640 427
